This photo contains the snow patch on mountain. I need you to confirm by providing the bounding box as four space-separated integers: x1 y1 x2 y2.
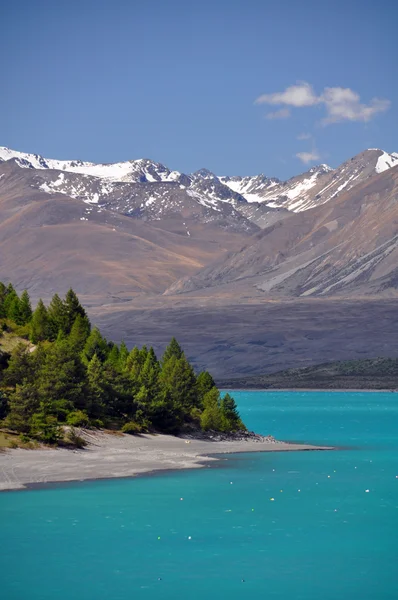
0 147 183 185
375 151 398 174
2 146 398 224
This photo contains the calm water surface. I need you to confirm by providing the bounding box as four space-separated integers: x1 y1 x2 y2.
1 391 398 600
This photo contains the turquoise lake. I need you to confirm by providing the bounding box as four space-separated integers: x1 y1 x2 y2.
1 390 398 599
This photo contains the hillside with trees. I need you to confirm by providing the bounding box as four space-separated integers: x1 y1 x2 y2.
0 282 245 445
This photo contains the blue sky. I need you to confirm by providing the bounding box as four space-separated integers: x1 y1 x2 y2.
1 0 397 179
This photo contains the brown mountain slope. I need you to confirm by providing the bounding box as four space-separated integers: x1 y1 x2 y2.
0 161 249 302
167 165 398 298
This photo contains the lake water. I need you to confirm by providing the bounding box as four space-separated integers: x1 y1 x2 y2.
1 391 398 600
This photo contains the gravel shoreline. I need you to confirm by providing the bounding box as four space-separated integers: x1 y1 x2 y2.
0 430 334 491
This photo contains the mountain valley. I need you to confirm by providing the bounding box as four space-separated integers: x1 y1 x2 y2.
1 145 398 376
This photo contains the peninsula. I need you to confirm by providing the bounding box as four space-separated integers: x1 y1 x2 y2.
0 282 332 491
0 430 331 491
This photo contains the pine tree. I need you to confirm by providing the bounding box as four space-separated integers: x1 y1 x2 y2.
18 290 32 325
4 343 33 387
87 353 106 418
126 346 141 375
37 340 88 417
3 283 17 318
4 382 40 433
30 412 61 444
162 337 183 363
47 293 67 339
7 295 21 324
68 314 91 352
30 299 50 343
159 354 198 414
64 289 87 334
106 343 120 367
196 371 216 404
200 387 223 431
119 341 129 370
82 327 109 363
140 348 160 400
220 393 245 432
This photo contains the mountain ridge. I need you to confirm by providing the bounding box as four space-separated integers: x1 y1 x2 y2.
1 146 397 220
166 164 398 298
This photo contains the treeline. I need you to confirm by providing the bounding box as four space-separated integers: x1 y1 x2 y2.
0 283 245 443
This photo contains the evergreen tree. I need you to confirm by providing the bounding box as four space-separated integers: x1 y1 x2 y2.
148 392 183 433
159 354 198 415
64 288 87 334
200 387 223 431
135 384 150 404
7 295 21 324
101 363 135 420
30 411 61 444
4 343 34 387
47 293 67 339
119 341 129 370
2 283 17 318
140 348 160 401
105 343 120 367
162 337 183 363
196 371 216 405
82 327 109 363
18 290 32 325
37 340 88 419
220 393 245 432
30 299 50 343
86 353 106 418
4 383 40 433
126 346 143 382
68 314 91 352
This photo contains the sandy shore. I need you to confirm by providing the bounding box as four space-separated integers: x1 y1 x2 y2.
0 431 333 491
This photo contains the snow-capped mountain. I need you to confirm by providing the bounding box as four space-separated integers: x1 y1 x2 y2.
0 147 186 184
1 146 397 231
220 149 398 212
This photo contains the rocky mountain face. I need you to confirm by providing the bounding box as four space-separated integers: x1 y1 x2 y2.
0 159 250 301
1 144 398 302
167 164 398 298
221 149 398 211
2 147 397 234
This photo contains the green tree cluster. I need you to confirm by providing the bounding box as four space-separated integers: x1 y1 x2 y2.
0 283 32 325
0 283 245 443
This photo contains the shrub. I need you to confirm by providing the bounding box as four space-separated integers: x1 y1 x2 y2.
30 413 61 444
66 410 90 427
121 421 144 435
66 427 87 448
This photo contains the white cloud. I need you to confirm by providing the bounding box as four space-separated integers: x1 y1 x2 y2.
265 108 291 120
297 132 312 140
255 82 319 107
296 151 320 164
321 87 391 124
255 81 390 125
